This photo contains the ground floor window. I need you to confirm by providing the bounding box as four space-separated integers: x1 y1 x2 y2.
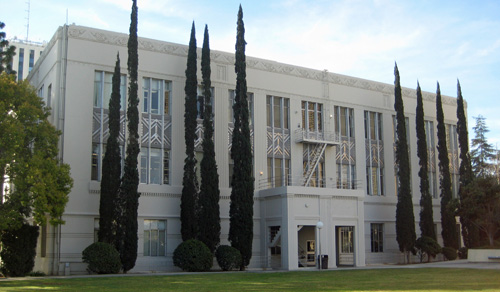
370 223 384 252
144 220 166 256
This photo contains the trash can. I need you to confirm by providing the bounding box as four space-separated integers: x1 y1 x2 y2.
321 255 328 269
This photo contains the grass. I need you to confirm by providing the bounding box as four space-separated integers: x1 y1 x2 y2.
0 268 499 291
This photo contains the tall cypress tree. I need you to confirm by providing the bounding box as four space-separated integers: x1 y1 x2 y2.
98 53 122 244
436 83 458 249
198 25 221 253
181 22 199 241
229 5 254 270
394 63 416 263
415 82 436 240
117 0 140 273
456 80 478 248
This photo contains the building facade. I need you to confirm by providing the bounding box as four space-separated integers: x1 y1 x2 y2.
9 38 46 81
27 25 461 275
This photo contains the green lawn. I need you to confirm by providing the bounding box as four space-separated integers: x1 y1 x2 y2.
1 268 499 292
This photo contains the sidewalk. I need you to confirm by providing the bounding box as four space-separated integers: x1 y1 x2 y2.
1 259 498 281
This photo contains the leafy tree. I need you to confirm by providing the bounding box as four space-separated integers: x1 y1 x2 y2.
181 22 199 241
116 0 140 273
415 82 436 240
229 5 254 270
456 80 479 248
98 53 122 244
0 22 16 75
460 176 500 246
198 25 221 253
0 74 73 233
415 236 441 263
393 63 416 263
471 115 495 178
436 83 458 249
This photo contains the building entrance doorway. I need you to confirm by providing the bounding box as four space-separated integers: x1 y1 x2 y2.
297 225 316 267
336 226 354 266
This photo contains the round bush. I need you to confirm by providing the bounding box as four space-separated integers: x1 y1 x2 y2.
415 236 441 262
82 242 121 274
442 247 458 261
173 239 213 272
215 245 242 271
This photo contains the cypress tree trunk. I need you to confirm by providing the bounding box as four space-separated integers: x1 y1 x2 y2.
198 25 221 253
229 5 254 270
181 22 199 241
394 64 416 262
456 80 479 248
415 82 436 240
98 53 122 244
436 83 458 249
117 0 140 273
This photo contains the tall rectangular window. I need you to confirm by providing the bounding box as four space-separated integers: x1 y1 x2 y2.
446 124 459 198
141 78 172 185
371 223 384 252
17 48 24 81
29 49 35 72
335 106 356 189
366 111 384 196
47 84 52 109
425 121 438 198
144 220 166 256
91 71 127 181
301 101 322 131
393 116 411 197
266 96 290 187
230 90 255 186
197 87 215 119
230 90 254 126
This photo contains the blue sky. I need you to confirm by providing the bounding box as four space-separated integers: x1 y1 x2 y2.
3 0 500 145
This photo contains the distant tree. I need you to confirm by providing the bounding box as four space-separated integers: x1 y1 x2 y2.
0 74 73 233
98 53 122 244
456 80 479 248
471 115 495 178
0 22 16 75
198 24 221 253
460 176 500 246
436 83 458 249
117 0 140 273
415 82 436 240
393 63 416 263
181 22 199 241
229 5 255 270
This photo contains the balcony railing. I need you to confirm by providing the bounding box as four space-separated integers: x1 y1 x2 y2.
258 175 362 190
294 129 340 145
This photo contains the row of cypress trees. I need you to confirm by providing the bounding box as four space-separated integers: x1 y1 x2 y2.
181 5 253 270
97 2 254 272
394 63 472 261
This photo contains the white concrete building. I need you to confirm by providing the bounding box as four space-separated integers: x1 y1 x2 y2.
28 25 462 275
9 38 46 81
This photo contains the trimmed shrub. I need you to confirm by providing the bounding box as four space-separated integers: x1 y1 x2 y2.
82 242 121 274
215 245 242 271
415 236 441 262
28 271 46 277
0 224 39 277
442 247 458 261
173 239 213 272
458 247 468 259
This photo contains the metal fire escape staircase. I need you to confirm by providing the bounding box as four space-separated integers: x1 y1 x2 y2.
303 143 328 186
295 129 340 187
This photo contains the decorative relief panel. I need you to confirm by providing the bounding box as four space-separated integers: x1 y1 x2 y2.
70 25 457 106
141 113 171 149
366 140 384 167
336 137 356 165
267 130 291 158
